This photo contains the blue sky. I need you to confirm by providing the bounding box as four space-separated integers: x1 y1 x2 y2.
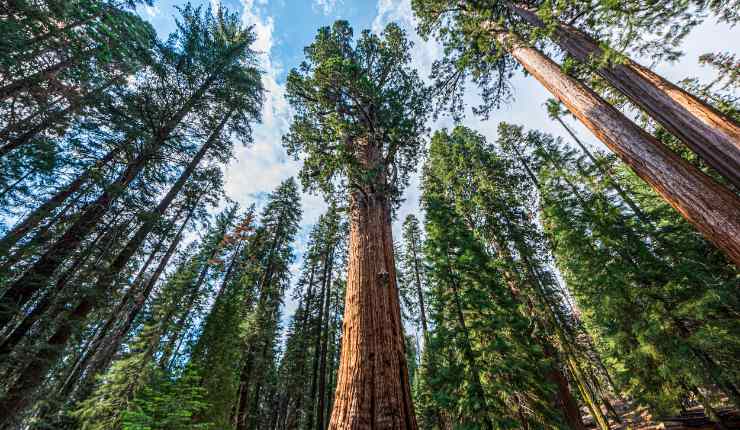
136 0 739 318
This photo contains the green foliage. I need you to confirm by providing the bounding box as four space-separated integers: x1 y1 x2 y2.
420 126 569 429
283 20 430 204
122 366 212 430
508 121 740 414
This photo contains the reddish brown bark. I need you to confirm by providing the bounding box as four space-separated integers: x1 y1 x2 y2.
328 139 417 430
509 4 740 189
543 342 587 430
496 29 740 267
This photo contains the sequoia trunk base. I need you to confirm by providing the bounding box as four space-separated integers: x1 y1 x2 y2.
328 190 417 430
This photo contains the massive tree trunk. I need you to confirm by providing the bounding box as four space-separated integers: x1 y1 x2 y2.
328 139 417 430
508 3 740 189
495 29 740 266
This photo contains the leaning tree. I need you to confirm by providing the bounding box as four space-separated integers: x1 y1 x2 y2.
284 20 430 429
411 0 740 267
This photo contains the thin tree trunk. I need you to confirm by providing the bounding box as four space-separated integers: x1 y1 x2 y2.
317 248 334 430
308 250 332 430
542 342 589 430
159 243 219 370
0 68 225 329
0 218 113 353
0 146 120 254
555 116 652 224
287 263 318 430
55 210 182 401
0 77 120 156
0 171 32 200
446 261 494 430
408 233 429 343
74 207 192 400
0 51 90 101
85 111 231 315
494 28 740 266
509 3 740 189
0 147 151 329
327 138 417 429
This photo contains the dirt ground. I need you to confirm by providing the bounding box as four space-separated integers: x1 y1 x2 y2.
581 401 739 430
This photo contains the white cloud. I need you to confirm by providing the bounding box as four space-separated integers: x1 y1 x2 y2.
313 0 342 16
142 4 160 17
224 1 329 319
228 0 327 225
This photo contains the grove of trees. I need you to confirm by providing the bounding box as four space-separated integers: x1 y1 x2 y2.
1 1 738 429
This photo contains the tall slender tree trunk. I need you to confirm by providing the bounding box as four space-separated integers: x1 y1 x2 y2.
542 342 588 430
86 111 231 313
0 50 90 102
55 209 183 401
317 248 334 430
508 3 740 189
287 264 317 430
0 217 115 353
0 146 120 254
0 148 151 329
0 171 32 200
328 138 417 429
446 263 493 430
494 28 740 266
408 236 429 343
0 78 119 155
0 68 222 329
555 116 652 224
73 208 192 401
309 249 332 430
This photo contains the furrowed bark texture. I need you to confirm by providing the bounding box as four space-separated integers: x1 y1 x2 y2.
510 4 740 189
497 30 740 267
328 140 417 430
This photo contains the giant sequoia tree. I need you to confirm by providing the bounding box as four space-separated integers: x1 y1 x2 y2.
284 20 430 428
411 0 740 266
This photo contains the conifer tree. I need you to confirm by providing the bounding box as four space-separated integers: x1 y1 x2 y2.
71 204 239 430
502 122 740 417
0 5 264 425
232 178 301 430
421 159 567 429
284 20 430 428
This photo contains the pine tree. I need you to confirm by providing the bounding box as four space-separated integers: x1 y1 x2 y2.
422 165 566 429
72 204 238 430
504 122 739 416
284 20 430 428
232 178 302 430
187 208 257 428
0 6 265 424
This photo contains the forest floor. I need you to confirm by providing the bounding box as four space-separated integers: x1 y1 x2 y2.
581 401 740 430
